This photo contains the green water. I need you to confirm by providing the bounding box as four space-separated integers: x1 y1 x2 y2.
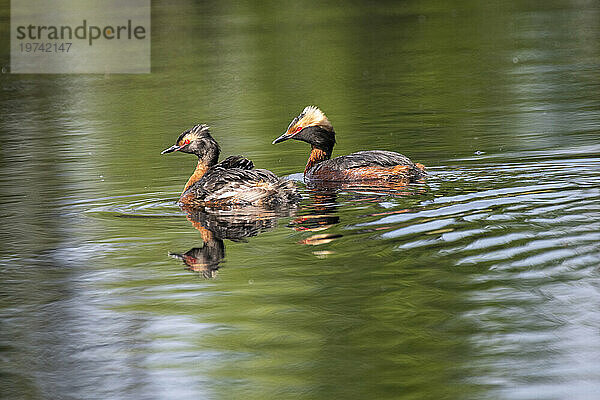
1 1 600 399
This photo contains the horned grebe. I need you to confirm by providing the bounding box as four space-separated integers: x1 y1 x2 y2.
162 124 298 207
272 106 426 182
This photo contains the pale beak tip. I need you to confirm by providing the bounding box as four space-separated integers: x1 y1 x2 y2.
161 144 180 154
272 134 290 145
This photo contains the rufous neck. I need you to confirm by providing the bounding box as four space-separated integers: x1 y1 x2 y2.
183 159 209 193
186 216 215 242
305 147 331 175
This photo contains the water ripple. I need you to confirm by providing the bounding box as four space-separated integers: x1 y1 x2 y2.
344 157 600 277
81 192 182 219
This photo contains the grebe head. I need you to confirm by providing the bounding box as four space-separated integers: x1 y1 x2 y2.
272 106 336 154
161 124 220 166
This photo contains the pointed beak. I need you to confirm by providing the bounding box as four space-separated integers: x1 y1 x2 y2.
161 144 181 154
272 132 292 144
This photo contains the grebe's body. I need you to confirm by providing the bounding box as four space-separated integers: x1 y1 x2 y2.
304 150 423 181
162 124 298 207
273 106 426 183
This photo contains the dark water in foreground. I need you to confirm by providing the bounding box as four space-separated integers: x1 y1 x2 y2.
1 1 600 399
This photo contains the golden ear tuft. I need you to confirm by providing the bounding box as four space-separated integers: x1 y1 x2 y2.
298 106 332 131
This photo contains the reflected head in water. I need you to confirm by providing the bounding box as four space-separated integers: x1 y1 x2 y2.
162 124 300 208
169 240 224 279
273 106 426 184
168 205 296 278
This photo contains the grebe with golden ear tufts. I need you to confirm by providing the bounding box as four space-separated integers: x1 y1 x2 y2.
272 106 426 183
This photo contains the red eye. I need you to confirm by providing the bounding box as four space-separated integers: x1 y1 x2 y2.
293 126 302 134
184 139 190 145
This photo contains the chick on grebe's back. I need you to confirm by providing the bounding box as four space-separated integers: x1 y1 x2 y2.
162 124 298 207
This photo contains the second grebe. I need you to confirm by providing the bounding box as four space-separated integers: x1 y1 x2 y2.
162 124 298 207
272 106 426 182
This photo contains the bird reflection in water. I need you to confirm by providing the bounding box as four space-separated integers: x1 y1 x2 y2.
305 177 426 197
289 188 342 252
290 179 427 255
169 204 295 278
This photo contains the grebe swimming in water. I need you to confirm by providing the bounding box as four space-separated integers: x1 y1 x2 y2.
272 106 426 182
162 124 298 207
